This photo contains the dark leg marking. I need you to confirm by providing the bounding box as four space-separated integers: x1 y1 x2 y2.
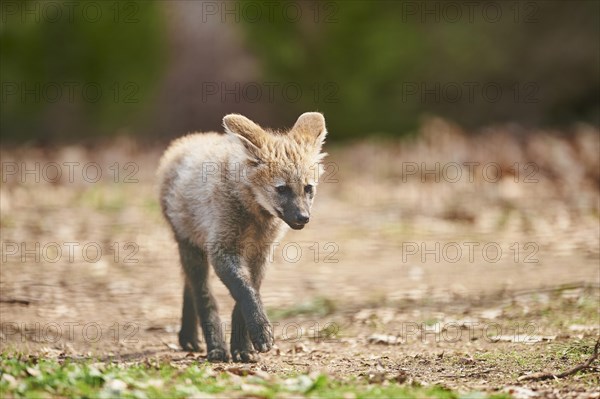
178 238 230 362
231 261 266 363
212 251 273 355
178 280 199 352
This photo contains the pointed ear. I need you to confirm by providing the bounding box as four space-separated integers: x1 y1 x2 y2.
223 114 265 160
290 112 327 151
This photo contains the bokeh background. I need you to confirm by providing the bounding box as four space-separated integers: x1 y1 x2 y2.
1 0 599 142
0 1 599 394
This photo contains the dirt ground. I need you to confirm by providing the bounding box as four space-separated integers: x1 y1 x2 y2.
1 122 599 398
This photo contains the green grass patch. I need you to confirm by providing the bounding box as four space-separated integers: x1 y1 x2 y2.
267 297 337 321
551 339 599 361
0 353 507 399
77 185 129 212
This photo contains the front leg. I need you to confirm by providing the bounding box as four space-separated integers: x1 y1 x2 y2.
231 257 267 362
211 251 273 353
231 303 258 362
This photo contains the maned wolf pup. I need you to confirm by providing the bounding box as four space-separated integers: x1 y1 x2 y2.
157 112 328 362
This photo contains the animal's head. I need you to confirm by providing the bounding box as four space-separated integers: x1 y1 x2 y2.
223 112 328 230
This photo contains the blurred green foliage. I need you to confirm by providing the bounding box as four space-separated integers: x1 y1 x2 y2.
239 1 599 138
1 1 165 142
1 1 598 142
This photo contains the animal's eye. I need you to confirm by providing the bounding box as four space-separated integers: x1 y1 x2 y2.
276 185 289 194
304 185 314 194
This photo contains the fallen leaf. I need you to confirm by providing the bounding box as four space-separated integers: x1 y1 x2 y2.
25 367 40 377
294 343 309 353
490 335 556 343
367 334 402 345
503 386 539 399
227 365 253 376
105 379 127 392
568 325 598 332
1 374 17 389
480 308 502 319
253 369 271 380
165 342 179 350
241 383 264 394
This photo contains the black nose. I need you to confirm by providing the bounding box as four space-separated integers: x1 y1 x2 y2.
296 214 310 224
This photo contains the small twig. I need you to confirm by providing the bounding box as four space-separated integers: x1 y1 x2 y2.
0 297 31 305
441 368 495 378
518 337 600 382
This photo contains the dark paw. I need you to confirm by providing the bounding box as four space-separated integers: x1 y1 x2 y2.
206 348 231 362
232 349 258 363
247 322 274 353
178 332 200 352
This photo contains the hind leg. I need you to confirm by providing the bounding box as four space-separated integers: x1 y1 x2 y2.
178 281 200 351
178 238 230 362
